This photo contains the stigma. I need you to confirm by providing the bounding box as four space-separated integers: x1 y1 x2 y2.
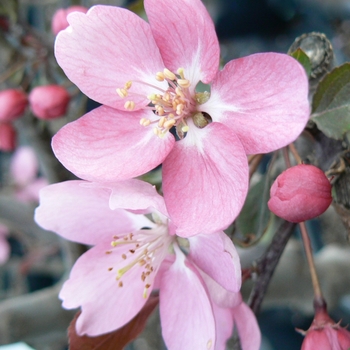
116 68 201 138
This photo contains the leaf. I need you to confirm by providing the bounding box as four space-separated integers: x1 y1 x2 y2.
311 63 350 140
290 48 312 78
68 295 159 350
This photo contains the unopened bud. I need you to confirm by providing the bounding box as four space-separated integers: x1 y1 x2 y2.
268 164 332 223
0 89 28 122
29 85 70 120
0 123 16 152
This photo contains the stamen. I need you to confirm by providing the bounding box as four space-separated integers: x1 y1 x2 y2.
124 101 135 111
116 88 128 98
163 68 176 81
155 72 165 81
181 125 189 132
177 79 190 88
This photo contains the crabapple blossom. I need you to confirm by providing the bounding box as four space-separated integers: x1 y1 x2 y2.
268 164 332 222
52 0 309 237
0 89 27 122
29 85 70 119
34 179 249 349
51 6 88 35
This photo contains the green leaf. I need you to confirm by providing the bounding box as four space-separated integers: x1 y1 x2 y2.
311 63 350 140
290 48 312 78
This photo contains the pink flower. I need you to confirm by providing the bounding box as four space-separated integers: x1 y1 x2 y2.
268 164 332 222
29 85 70 120
301 308 350 350
51 6 88 35
34 179 245 349
10 146 48 203
0 123 16 151
0 89 27 122
52 0 309 237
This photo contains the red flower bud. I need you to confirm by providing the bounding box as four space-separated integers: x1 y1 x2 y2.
0 89 28 122
301 309 350 350
51 6 88 35
29 85 70 120
0 123 16 151
268 164 332 223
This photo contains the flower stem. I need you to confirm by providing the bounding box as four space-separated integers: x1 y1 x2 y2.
299 221 323 301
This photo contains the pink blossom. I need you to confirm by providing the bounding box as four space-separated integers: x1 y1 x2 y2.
10 146 48 203
51 6 88 35
34 179 244 349
0 123 16 151
0 89 27 122
29 85 70 120
268 164 332 222
52 0 309 237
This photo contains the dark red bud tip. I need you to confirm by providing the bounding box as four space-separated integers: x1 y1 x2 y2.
268 164 332 223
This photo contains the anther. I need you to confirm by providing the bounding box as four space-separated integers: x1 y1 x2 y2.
163 68 176 81
122 254 127 259
105 250 112 254
108 267 113 271
163 119 176 129
124 81 132 89
118 281 123 287
116 88 128 98
155 72 165 81
124 101 135 111
181 125 189 132
177 79 190 88
158 117 166 128
111 241 117 247
177 67 185 79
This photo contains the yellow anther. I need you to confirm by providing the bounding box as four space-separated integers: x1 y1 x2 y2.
177 67 185 79
116 88 128 98
177 79 190 88
124 81 132 89
163 68 176 81
158 117 166 127
140 118 151 127
124 101 135 111
155 72 165 81
168 113 175 119
147 93 157 101
153 127 160 136
118 281 123 287
163 92 170 101
157 107 165 116
176 104 184 115
163 119 176 129
175 87 185 97
181 125 189 132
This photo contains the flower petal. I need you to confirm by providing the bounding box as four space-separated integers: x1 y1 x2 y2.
159 246 216 350
145 0 220 88
108 179 168 217
233 302 261 350
60 243 150 336
162 122 248 237
188 231 241 292
35 181 150 245
203 53 309 154
55 5 166 109
212 303 234 350
52 105 175 182
10 146 38 185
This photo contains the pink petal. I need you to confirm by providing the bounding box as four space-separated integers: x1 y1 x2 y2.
16 177 48 203
232 302 261 350
188 231 241 292
212 303 234 350
145 0 219 88
107 179 168 216
162 122 248 237
203 53 309 154
60 243 150 336
35 181 150 245
159 247 216 350
0 224 10 265
55 5 166 109
52 105 175 182
10 146 38 185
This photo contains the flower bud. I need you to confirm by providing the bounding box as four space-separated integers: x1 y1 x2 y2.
0 123 16 151
301 309 350 350
29 85 70 120
268 164 332 223
51 6 88 35
0 89 28 122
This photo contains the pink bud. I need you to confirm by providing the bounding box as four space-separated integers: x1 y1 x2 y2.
268 164 332 223
0 89 28 122
29 85 70 120
0 123 16 151
51 6 88 35
301 310 350 350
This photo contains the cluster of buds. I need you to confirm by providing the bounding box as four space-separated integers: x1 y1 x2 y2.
51 6 88 36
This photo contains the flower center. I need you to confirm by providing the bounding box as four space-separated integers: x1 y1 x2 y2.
116 68 211 139
106 224 173 298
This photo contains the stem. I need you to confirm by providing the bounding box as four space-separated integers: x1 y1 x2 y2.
299 221 323 300
249 154 264 180
248 220 296 314
289 143 302 164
